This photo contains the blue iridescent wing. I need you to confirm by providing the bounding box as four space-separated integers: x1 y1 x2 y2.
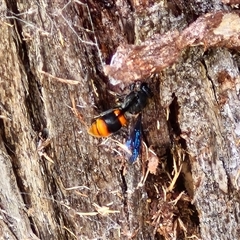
125 114 142 163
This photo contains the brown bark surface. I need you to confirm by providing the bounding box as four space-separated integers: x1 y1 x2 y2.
1 0 240 239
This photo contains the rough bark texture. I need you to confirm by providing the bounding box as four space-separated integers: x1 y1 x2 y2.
0 0 240 240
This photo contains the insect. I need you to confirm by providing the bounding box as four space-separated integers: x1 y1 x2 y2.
125 114 142 163
122 83 153 114
88 108 127 137
124 83 153 163
88 83 152 137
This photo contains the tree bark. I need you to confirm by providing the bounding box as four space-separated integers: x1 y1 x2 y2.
1 0 240 239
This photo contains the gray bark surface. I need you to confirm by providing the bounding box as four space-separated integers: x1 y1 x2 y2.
0 0 240 239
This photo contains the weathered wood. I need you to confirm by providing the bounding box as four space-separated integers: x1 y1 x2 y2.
1 0 240 239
